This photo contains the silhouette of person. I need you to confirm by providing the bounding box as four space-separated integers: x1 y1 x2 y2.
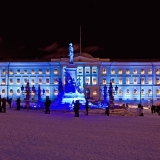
85 99 89 115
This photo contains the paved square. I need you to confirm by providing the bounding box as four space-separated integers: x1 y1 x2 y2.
0 108 159 160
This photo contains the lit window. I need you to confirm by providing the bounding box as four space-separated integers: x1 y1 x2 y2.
148 78 152 84
148 69 152 74
2 89 5 94
141 89 145 95
10 69 13 74
31 79 35 84
39 69 42 74
46 78 50 84
24 70 27 74
156 78 160 84
103 78 106 84
38 78 42 84
118 89 122 95
133 77 137 84
17 79 20 84
92 78 96 85
133 69 137 74
24 78 28 84
118 69 122 74
119 78 122 84
46 69 50 74
134 89 137 95
102 69 106 75
2 79 5 85
46 89 50 95
10 78 13 84
54 88 58 95
54 78 58 84
93 91 97 95
92 68 96 74
54 69 58 74
141 69 145 74
2 69 6 75
17 69 20 74
126 89 130 95
10 89 13 95
126 69 130 74
78 68 82 74
85 68 90 74
111 79 114 84
141 78 145 84
111 69 115 74
156 69 160 74
31 69 35 74
156 89 160 95
17 89 20 94
86 78 90 84
126 78 130 84
148 89 152 95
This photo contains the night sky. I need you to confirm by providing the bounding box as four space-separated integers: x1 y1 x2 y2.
0 1 158 60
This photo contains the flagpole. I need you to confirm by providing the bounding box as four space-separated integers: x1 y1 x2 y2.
80 25 81 56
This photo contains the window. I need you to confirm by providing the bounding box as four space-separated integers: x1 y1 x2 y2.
46 89 50 95
119 78 122 84
17 79 20 84
126 69 130 74
54 78 58 84
111 69 115 74
46 78 50 84
31 69 35 74
31 78 35 84
92 78 97 85
24 78 28 84
10 89 13 95
10 78 13 84
10 69 13 74
102 69 106 75
85 78 90 84
148 69 152 74
85 68 90 74
46 69 50 74
118 89 122 95
17 89 20 94
156 89 160 95
93 91 97 95
134 89 137 95
2 69 6 75
148 89 152 95
156 69 160 74
2 89 5 94
78 68 82 74
141 78 145 84
39 69 42 74
133 69 137 74
118 69 122 74
148 78 152 84
156 78 160 84
111 79 114 84
126 89 130 95
126 78 130 84
38 78 42 84
141 89 145 95
54 88 58 95
17 69 20 74
24 70 27 74
133 77 137 84
103 78 106 84
2 79 5 85
92 68 96 74
54 69 58 74
141 69 145 74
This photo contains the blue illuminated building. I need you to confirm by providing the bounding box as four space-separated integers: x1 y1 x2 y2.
0 52 160 107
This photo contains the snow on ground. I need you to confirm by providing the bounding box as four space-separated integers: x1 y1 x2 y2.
0 106 160 160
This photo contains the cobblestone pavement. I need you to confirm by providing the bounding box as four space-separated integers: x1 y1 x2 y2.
0 107 159 160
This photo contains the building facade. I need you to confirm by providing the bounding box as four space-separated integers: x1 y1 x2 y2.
0 53 160 106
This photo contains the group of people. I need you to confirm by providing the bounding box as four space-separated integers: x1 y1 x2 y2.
151 104 160 114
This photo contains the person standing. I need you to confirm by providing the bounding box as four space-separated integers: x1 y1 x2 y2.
2 98 7 113
16 98 21 110
85 99 89 115
0 95 2 112
74 100 80 117
45 97 51 114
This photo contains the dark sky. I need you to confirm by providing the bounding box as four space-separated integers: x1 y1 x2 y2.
0 1 159 59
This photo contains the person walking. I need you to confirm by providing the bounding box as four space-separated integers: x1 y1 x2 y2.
16 98 21 110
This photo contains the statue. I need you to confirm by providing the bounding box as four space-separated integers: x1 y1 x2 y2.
68 43 74 64
76 77 82 93
65 72 76 93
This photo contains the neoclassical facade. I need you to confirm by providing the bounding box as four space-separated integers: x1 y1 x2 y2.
0 53 160 106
